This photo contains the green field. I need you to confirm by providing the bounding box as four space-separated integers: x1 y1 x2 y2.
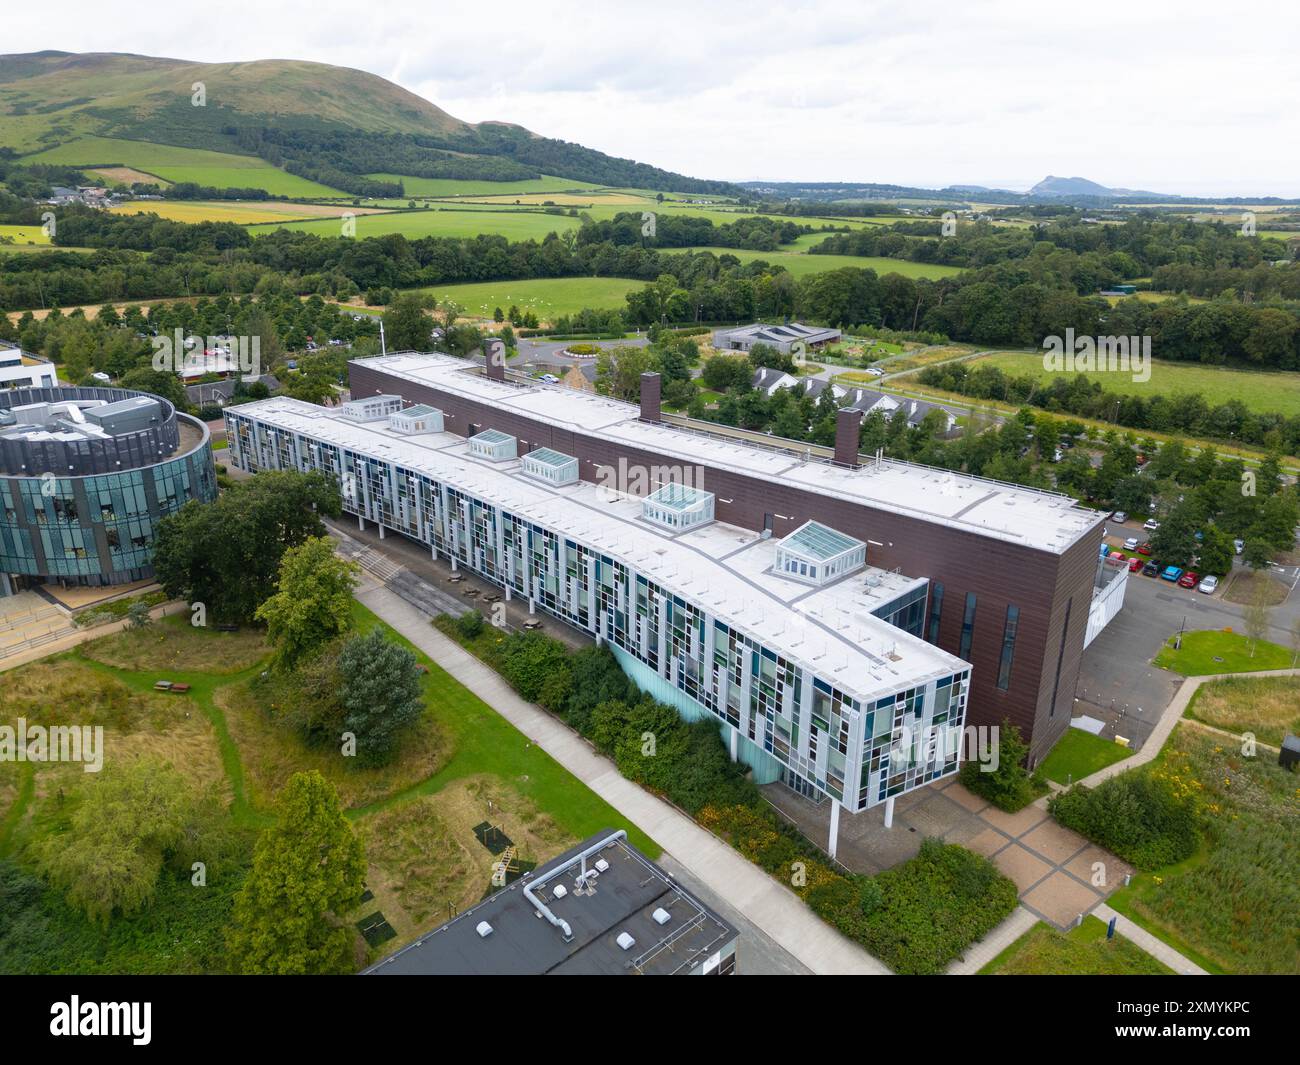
1038 728 1133 785
0 224 50 247
367 173 605 198
967 351 1300 416
22 136 345 197
250 207 580 242
419 276 641 321
680 247 965 280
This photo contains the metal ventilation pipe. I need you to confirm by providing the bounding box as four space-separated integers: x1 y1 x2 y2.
523 829 627 941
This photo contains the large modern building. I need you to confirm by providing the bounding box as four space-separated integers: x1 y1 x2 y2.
226 350 1117 847
0 386 217 595
365 830 738 975
0 343 58 391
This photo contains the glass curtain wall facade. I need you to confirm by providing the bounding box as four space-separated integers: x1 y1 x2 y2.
226 408 969 814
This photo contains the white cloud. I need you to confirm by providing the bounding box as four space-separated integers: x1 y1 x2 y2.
5 0 1299 195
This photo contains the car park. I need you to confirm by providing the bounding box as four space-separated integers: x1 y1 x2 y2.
1178 570 1199 588
1142 561 1160 577
1198 575 1219 594
1162 566 1183 581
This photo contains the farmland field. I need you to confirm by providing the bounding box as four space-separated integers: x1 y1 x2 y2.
86 166 173 187
419 276 641 322
108 200 394 224
962 350 1300 416
21 136 346 197
364 173 604 198
249 207 580 241
0 224 50 246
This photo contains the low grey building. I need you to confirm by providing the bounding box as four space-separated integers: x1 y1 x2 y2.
364 830 738 976
713 321 842 355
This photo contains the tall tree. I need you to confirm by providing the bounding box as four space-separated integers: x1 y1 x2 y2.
336 629 426 767
227 772 365 975
255 536 358 669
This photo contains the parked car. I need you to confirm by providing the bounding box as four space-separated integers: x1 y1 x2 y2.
1123 537 1139 551
1128 556 1143 572
1178 570 1199 588
1162 566 1184 581
1143 518 1160 531
1112 511 1128 523
539 373 559 383
865 366 885 377
1142 561 1161 577
1108 551 1126 565
1198 575 1219 594
1234 538 1245 555
1137 542 1153 555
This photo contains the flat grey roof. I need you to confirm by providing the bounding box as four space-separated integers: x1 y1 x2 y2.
364 833 736 976
351 352 1101 553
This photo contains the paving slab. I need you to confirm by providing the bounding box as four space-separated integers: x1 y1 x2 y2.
1022 871 1102 928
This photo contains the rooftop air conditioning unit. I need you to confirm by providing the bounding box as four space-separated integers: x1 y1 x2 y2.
475 921 493 938
594 858 610 873
652 908 671 926
616 932 636 951
552 884 568 899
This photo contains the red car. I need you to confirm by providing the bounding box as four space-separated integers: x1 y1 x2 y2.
1178 571 1199 588
1128 556 1143 572
1137 542 1153 555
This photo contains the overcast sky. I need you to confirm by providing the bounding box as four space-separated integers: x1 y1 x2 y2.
7 0 1300 196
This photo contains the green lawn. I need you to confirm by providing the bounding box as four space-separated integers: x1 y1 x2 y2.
1039 727 1133 785
1153 629 1294 675
969 350 1300 418
21 136 345 197
1184 674 1300 747
979 916 1174 975
0 224 50 247
418 276 642 322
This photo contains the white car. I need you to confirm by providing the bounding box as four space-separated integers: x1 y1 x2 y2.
865 367 885 377
1197 575 1219 595
1144 518 1160 531
1123 537 1139 551
1111 511 1127 523
1234 539 1245 555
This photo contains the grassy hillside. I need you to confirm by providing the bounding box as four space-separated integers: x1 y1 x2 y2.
21 135 346 197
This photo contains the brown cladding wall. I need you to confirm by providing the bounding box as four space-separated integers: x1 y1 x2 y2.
351 364 1104 752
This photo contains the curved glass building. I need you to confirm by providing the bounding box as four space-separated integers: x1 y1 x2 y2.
0 386 217 595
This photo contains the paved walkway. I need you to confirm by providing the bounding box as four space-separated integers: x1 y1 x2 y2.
1093 903 1208 975
352 574 890 975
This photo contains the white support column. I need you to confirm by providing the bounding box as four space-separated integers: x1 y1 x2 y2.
883 795 895 829
528 597 536 616
504 585 512 602
378 525 385 540
828 802 840 860
358 515 365 531
729 725 739 763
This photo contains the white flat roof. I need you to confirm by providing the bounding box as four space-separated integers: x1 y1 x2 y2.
232 396 968 704
351 352 1101 553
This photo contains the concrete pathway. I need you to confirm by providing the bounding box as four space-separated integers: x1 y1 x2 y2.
1093 903 1208 975
945 906 1038 974
352 574 890 975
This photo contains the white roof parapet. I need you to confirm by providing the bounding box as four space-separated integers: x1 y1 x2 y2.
350 352 1102 553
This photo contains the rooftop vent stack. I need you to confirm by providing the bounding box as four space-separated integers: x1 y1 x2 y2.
639 372 662 423
484 338 507 381
834 408 864 468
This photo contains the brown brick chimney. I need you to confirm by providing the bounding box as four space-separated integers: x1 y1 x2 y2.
834 408 863 467
640 372 661 423
484 337 506 381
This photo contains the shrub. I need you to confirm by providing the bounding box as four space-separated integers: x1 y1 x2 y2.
454 610 484 639
1048 771 1200 870
860 838 1018 975
959 717 1043 811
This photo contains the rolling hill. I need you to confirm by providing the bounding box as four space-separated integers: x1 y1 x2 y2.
0 51 736 198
